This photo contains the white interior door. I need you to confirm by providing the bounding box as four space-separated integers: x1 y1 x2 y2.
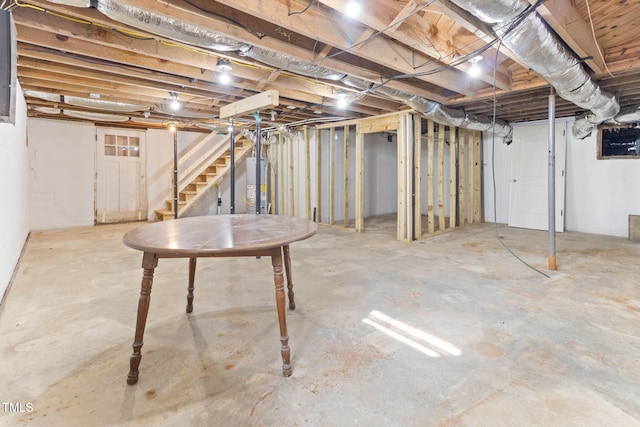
96 128 147 223
508 122 566 231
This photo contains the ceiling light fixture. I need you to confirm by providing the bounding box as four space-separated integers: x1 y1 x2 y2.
468 56 482 77
345 1 361 18
216 58 232 72
169 92 181 111
336 91 349 109
218 73 231 84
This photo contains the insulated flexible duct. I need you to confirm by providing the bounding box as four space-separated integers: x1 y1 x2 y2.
50 0 513 141
449 0 621 138
25 90 144 112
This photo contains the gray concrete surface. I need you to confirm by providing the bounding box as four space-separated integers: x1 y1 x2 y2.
1 217 639 426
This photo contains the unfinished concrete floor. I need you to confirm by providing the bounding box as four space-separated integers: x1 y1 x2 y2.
1 217 639 426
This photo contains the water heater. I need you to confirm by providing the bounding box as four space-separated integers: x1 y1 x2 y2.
245 157 268 214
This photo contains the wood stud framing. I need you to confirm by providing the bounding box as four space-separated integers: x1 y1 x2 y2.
266 111 482 241
304 126 311 220
343 126 350 228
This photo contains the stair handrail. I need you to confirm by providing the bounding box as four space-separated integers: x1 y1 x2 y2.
176 132 233 193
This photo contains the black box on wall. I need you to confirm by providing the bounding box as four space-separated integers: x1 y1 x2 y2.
1 9 17 124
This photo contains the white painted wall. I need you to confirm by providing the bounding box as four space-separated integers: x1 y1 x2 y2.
484 118 640 237
565 123 640 237
28 122 250 227
0 85 28 301
483 131 513 224
145 129 205 221
28 119 96 230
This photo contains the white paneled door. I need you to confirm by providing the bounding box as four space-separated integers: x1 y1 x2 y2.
508 122 566 231
96 128 147 223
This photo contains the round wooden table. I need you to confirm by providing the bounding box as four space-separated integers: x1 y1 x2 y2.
122 214 317 385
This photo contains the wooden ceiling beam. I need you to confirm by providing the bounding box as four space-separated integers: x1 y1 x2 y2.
526 0 605 75
192 0 476 97
319 0 511 91
13 7 410 111
18 0 452 104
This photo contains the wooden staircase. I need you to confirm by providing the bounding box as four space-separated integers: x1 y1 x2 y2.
155 133 254 221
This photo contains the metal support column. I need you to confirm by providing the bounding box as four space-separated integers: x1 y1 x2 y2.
548 88 557 270
255 117 262 214
229 119 235 214
173 129 178 219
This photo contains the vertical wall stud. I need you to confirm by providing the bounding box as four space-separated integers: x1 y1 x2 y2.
317 129 323 223
458 129 467 227
449 125 457 229
329 127 335 225
413 116 422 238
278 133 285 215
427 120 435 235
343 125 350 228
355 125 365 232
305 126 311 220
289 132 295 217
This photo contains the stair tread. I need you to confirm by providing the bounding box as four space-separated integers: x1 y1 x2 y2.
163 141 253 215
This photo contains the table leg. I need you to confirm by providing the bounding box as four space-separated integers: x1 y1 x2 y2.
283 245 295 310
127 252 158 386
186 257 197 313
271 248 292 377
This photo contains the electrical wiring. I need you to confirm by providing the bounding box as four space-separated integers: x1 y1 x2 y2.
14 0 347 100
386 0 544 82
349 0 545 102
489 39 551 280
584 0 615 78
180 0 264 40
323 1 437 61
1 0 14 11
288 0 314 17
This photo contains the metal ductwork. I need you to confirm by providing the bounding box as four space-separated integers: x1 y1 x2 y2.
94 0 250 52
448 0 622 138
25 90 144 111
47 0 513 141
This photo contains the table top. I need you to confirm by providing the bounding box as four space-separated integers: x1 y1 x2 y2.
123 214 317 256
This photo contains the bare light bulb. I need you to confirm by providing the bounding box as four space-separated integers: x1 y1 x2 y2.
468 56 482 77
345 1 361 18
337 93 349 109
219 73 231 84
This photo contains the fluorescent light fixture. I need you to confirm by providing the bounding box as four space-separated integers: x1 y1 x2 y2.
345 1 361 18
